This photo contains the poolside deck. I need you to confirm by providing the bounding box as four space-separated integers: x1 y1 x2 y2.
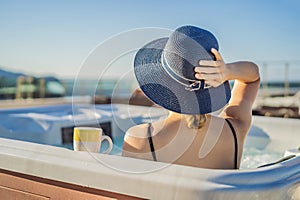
253 91 300 118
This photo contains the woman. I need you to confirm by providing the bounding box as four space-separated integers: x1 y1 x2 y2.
122 25 260 169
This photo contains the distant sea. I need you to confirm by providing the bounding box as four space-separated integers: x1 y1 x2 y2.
61 78 300 98
62 78 138 98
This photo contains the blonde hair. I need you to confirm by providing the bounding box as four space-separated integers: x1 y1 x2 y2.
184 114 207 129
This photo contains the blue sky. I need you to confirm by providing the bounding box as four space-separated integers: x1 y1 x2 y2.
0 0 299 80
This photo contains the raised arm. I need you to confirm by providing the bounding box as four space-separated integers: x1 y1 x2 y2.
194 48 260 132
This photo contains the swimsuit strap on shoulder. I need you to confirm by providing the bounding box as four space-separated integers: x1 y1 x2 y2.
147 123 157 161
225 119 238 169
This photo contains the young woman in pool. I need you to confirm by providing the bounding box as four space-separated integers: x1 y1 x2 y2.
122 25 260 169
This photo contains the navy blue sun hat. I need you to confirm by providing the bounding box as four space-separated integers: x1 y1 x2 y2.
134 25 231 114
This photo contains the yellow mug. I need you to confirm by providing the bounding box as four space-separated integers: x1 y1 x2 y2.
73 127 113 154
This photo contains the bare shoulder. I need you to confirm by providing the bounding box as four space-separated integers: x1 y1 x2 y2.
125 123 149 139
220 114 251 139
122 124 150 157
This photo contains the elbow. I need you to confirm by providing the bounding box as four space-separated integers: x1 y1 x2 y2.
246 61 260 83
252 62 260 81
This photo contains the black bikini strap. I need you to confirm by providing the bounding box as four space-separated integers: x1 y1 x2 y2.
225 119 238 169
147 123 157 161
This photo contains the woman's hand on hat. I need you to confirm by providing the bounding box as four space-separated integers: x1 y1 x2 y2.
194 48 228 87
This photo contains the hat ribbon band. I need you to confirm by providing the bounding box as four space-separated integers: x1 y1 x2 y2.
161 53 206 91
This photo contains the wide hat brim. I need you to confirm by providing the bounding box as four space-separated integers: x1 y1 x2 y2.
134 37 231 115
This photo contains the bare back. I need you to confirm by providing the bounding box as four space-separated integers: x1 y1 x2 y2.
123 114 244 169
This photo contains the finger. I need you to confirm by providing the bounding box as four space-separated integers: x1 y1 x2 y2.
199 60 223 67
211 48 223 61
195 73 202 80
200 73 222 80
195 72 223 83
194 66 219 74
199 60 219 67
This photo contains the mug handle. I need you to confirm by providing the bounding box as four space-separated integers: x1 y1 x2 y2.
101 135 113 154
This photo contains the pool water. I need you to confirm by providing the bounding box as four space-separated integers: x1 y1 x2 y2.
240 147 282 169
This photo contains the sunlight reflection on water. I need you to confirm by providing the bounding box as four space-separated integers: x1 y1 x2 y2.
240 147 282 169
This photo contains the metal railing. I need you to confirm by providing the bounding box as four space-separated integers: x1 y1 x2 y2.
257 60 300 97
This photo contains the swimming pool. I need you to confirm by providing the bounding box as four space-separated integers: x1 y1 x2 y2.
0 103 296 169
0 104 299 199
